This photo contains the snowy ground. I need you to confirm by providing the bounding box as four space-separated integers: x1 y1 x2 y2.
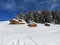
0 21 60 45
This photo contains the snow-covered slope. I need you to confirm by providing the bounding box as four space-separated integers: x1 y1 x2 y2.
0 21 60 34
0 21 60 45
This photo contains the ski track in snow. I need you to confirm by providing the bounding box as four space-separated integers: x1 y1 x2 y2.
0 21 60 45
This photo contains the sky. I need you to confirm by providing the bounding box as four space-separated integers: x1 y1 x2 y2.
0 0 60 21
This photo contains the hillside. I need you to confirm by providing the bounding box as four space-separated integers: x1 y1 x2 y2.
0 21 60 45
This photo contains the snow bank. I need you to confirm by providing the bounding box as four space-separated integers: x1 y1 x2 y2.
0 21 60 45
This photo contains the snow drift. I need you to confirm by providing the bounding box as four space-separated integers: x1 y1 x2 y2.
0 21 60 45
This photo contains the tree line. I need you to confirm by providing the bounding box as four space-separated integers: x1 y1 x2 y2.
14 10 60 24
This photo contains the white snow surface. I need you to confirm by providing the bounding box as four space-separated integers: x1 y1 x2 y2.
0 21 60 45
